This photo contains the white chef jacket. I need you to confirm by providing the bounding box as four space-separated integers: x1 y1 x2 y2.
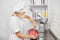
9 0 34 40
9 16 34 40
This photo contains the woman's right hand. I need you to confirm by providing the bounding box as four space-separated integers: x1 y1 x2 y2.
29 36 37 39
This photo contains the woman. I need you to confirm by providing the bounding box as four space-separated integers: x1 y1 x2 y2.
9 9 37 40
9 0 37 40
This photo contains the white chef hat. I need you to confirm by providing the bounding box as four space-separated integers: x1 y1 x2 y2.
13 1 26 13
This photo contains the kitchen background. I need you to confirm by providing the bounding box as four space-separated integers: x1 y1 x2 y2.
0 0 60 40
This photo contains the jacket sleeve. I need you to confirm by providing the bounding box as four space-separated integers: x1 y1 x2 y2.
9 17 20 33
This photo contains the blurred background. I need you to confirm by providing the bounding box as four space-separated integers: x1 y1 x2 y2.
0 0 60 40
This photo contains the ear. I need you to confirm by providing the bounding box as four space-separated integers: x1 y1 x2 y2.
12 11 17 16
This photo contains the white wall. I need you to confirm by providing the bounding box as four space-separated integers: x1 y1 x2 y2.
0 0 19 40
0 0 32 40
48 0 60 39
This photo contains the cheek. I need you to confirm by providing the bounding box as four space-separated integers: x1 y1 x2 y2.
21 13 25 15
18 12 25 15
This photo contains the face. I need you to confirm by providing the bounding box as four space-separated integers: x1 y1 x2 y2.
16 12 25 17
19 12 25 16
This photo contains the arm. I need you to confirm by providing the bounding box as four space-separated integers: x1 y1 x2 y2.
15 31 34 39
24 15 37 29
10 16 36 39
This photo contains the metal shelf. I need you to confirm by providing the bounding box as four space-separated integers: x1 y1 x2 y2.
33 17 42 20
30 5 47 9
30 0 48 40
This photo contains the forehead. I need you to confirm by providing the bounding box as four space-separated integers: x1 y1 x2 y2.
18 11 25 13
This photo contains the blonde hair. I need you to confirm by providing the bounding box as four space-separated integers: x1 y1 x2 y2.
12 11 17 16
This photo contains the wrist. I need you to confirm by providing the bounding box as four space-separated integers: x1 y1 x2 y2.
27 36 31 38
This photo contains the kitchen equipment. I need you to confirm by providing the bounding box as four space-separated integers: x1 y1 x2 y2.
29 29 39 37
43 10 47 17
31 0 34 5
41 0 45 5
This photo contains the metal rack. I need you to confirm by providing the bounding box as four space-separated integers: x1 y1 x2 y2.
30 0 48 40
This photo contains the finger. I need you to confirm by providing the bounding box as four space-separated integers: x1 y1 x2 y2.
33 37 36 39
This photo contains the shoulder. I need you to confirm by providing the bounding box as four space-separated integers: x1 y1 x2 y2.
9 16 17 21
10 16 16 19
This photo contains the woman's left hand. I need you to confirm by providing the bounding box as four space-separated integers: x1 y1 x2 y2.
33 22 37 29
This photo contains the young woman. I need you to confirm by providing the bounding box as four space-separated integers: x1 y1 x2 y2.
9 9 37 40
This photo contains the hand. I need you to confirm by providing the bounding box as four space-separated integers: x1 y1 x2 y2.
32 20 37 29
30 36 36 39
33 23 37 29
